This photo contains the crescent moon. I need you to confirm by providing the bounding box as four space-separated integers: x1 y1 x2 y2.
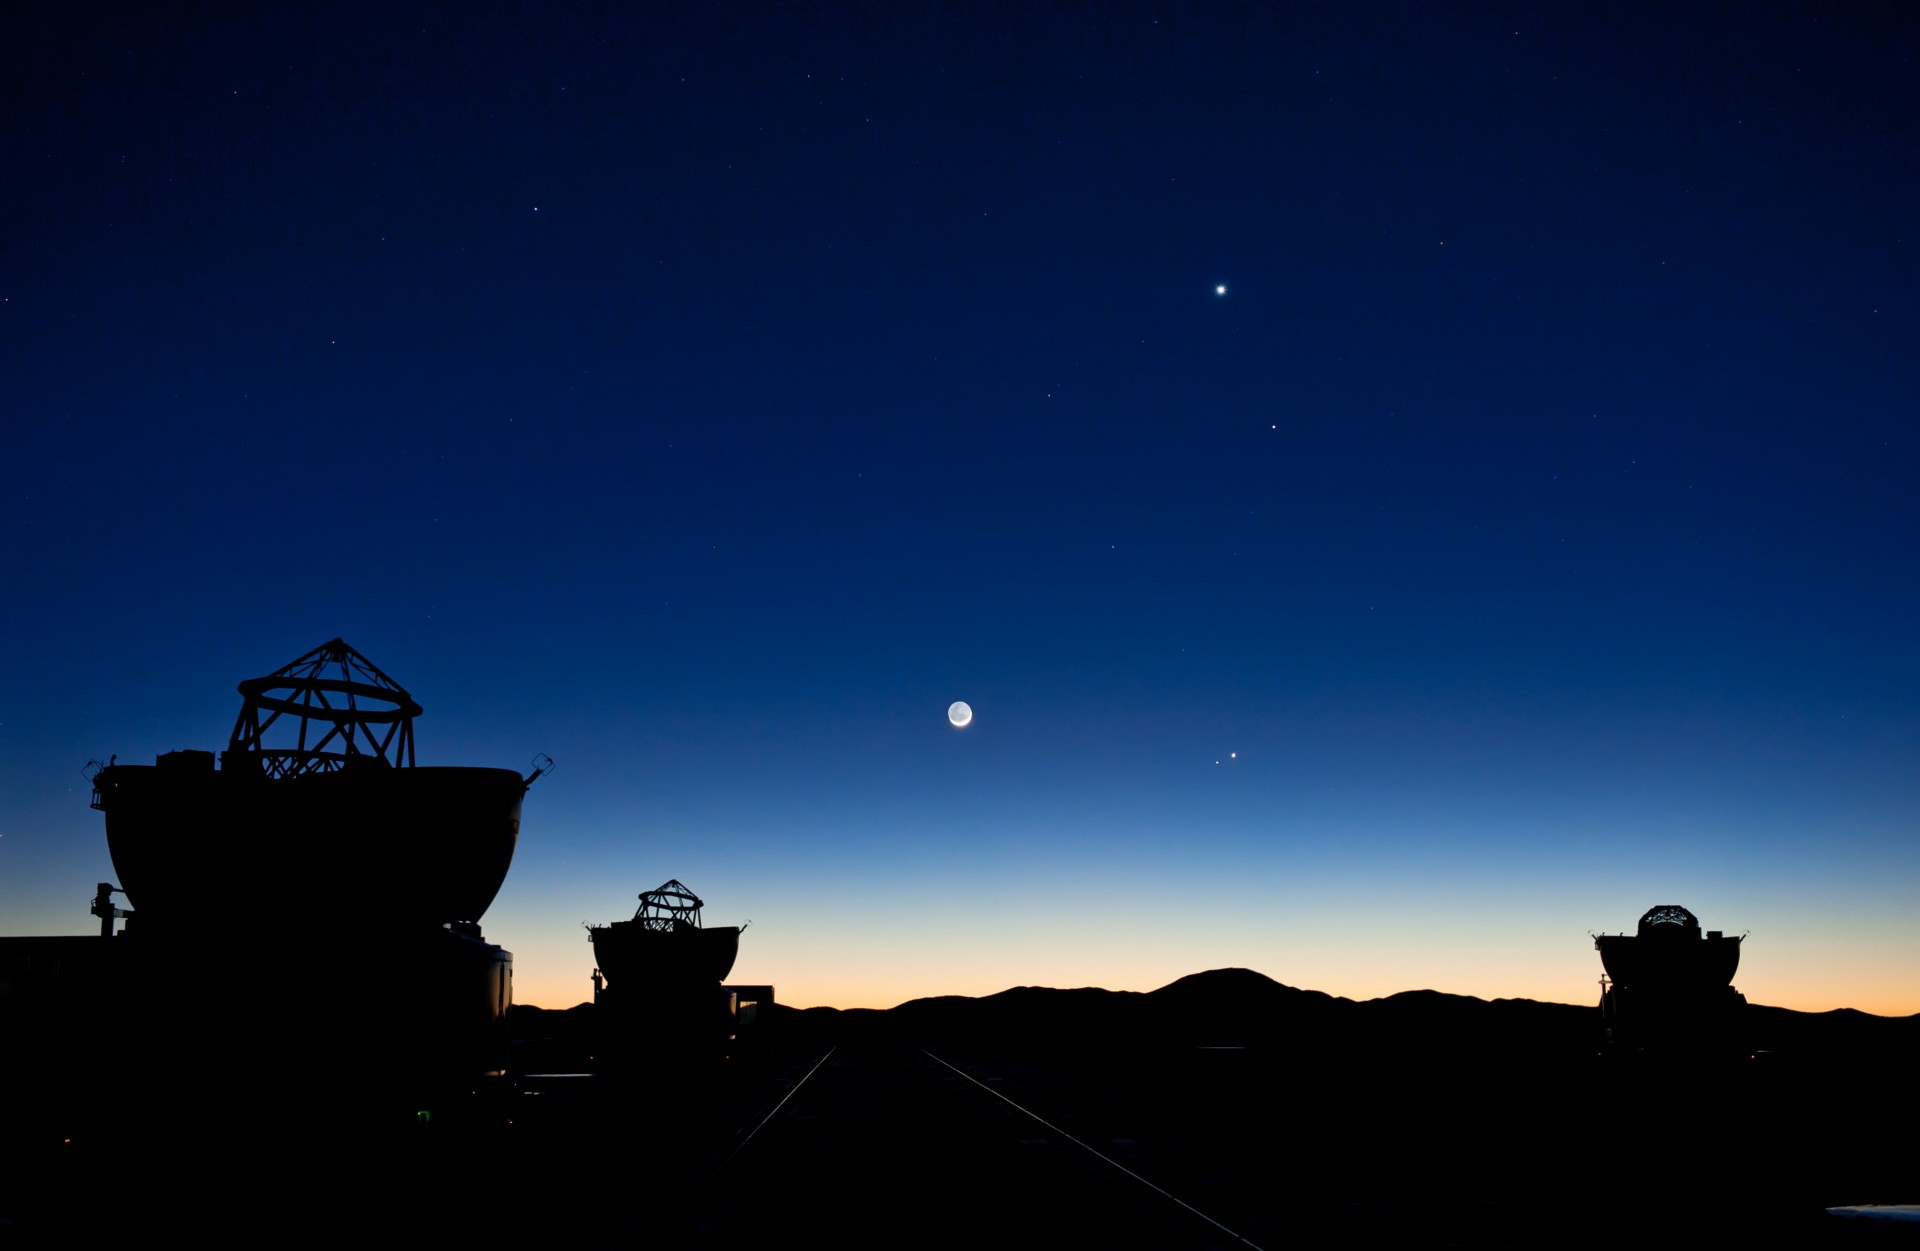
947 701 973 728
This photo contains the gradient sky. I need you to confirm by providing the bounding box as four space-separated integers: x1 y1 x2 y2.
4 3 1915 1015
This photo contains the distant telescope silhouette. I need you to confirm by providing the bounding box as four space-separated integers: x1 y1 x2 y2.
589 878 750 1074
1594 904 1747 1056
589 879 741 987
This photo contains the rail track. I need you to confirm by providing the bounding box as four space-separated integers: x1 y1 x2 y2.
578 1033 1884 1249
649 1040 1267 1249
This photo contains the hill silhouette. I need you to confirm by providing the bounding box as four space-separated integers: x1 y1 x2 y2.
516 966 1919 1063
863 968 1614 1058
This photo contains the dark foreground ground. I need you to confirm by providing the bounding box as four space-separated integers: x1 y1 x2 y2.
4 1001 1914 1249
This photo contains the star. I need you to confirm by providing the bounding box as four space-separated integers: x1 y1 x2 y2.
1215 284 1228 296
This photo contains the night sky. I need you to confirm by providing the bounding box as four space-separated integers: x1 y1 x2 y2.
4 3 1915 1014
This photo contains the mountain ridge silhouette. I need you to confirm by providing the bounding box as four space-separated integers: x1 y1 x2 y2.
516 966 1919 1058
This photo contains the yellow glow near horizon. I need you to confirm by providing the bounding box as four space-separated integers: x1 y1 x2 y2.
491 877 1920 1019
508 960 1918 1018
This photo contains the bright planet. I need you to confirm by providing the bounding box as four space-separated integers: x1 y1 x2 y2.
947 701 973 728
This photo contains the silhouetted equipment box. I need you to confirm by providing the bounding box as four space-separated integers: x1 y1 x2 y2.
0 936 123 1071
728 985 775 1031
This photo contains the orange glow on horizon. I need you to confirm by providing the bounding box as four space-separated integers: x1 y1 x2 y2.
508 966 1919 1019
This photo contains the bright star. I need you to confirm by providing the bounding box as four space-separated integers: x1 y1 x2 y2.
1215 284 1228 296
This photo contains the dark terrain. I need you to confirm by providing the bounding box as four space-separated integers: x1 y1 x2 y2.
5 968 1915 1246
513 969 1917 1247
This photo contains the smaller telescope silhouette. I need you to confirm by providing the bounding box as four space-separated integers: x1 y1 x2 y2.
1594 904 1747 1056
589 879 741 987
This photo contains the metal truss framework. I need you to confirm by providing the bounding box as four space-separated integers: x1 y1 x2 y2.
227 638 422 779
632 879 705 931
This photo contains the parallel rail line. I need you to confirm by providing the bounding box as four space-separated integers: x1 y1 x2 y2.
693 1041 1265 1250
919 1047 1266 1250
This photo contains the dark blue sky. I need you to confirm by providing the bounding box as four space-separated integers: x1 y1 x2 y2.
4 2 1915 1011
